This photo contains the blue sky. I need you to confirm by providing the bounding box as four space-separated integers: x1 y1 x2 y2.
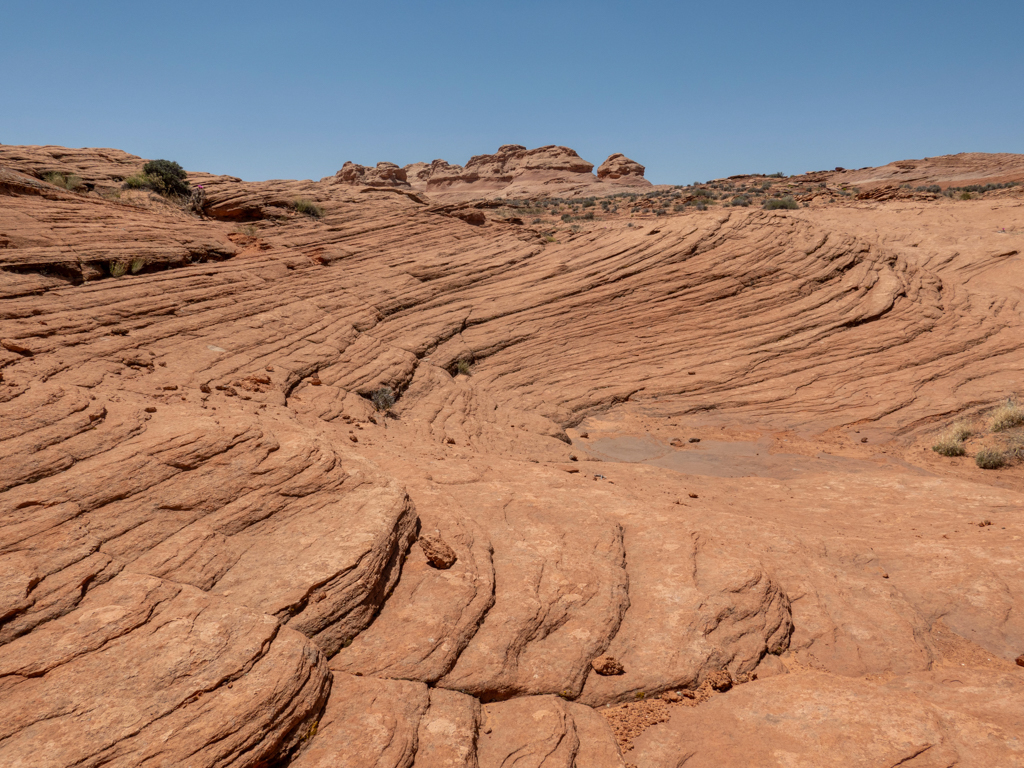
2 1 1021 183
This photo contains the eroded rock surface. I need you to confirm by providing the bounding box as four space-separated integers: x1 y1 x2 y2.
2 144 1024 765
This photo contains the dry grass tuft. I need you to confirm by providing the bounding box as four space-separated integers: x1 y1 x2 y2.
988 399 1024 432
932 419 972 457
975 449 1006 470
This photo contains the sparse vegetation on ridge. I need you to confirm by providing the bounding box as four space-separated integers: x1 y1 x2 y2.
764 196 799 210
42 172 84 191
294 199 325 218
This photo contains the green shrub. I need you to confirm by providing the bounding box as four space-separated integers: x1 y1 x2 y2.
455 358 472 375
731 195 751 207
142 159 190 197
109 261 128 278
975 449 1006 469
988 399 1024 432
130 258 146 275
123 173 157 191
294 199 325 218
764 196 799 210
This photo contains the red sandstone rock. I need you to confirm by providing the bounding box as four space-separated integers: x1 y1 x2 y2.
330 160 410 188
2 144 1024 766
597 153 646 181
419 533 458 569
592 654 626 675
630 670 1024 767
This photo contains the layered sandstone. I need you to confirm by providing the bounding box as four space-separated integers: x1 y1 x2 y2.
323 145 652 202
1 144 1023 767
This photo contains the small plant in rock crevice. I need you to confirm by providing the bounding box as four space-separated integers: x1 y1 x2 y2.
370 386 396 413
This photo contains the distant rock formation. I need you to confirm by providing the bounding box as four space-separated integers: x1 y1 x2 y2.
597 153 646 182
329 161 410 188
325 145 652 201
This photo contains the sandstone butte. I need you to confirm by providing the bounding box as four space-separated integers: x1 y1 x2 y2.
1 142 1023 768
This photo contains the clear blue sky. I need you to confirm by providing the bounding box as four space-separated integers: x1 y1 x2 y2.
2 1 1021 184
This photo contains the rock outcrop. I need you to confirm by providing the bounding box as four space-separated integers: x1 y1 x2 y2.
2 144 1024 766
597 153 646 181
328 160 410 188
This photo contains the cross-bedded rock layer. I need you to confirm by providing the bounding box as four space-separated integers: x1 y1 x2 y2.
1 145 1023 766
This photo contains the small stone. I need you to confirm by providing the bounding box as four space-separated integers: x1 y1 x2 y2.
669 438 684 447
706 669 733 691
200 383 211 393
861 437 868 443
688 437 700 443
144 406 157 413
162 385 178 391
1016 654 1024 667
687 371 696 375
349 435 358 443
578 431 589 439
444 436 455 445
420 534 457 569
689 493 699 499
591 655 625 676
661 691 682 702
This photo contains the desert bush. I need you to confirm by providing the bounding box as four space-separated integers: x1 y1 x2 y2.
43 172 84 191
731 195 751 207
142 160 190 197
108 261 128 278
455 358 472 375
294 199 324 218
764 196 799 210
123 173 157 191
371 386 396 412
975 449 1006 469
932 438 966 457
130 257 146 274
915 185 942 193
988 399 1024 432
931 419 973 456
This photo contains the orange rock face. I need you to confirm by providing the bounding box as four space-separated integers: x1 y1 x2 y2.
597 153 646 181
2 144 1024 766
